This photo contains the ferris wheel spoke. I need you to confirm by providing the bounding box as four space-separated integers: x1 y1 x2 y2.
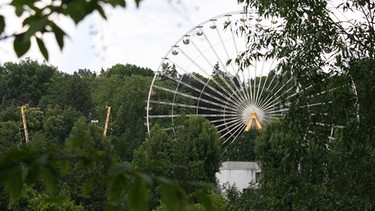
148 100 234 114
161 73 238 111
172 63 234 101
199 31 248 104
261 85 295 111
255 59 278 106
152 85 239 113
175 46 233 97
266 106 289 114
164 59 244 110
258 77 295 110
197 76 244 111
300 101 333 108
148 114 184 118
209 115 240 124
216 16 251 104
176 45 242 103
215 116 243 129
214 20 240 76
238 71 251 104
220 119 247 145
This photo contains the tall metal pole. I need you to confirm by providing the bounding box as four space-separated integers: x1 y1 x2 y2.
20 106 29 143
103 106 111 139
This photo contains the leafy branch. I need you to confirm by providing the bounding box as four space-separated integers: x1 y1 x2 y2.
0 0 143 60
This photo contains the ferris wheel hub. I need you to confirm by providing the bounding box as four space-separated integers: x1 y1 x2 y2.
242 104 265 129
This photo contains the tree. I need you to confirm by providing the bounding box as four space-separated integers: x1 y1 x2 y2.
231 2 375 208
0 59 227 210
40 70 94 117
0 59 58 107
102 63 153 78
144 116 222 207
0 0 142 60
222 130 258 161
42 105 82 144
236 1 375 128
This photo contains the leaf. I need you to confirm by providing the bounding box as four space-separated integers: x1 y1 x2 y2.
13 33 31 57
107 174 127 202
25 164 42 185
226 59 232 66
23 16 49 39
96 5 107 19
198 192 213 211
50 23 66 50
109 0 126 7
135 0 141 7
44 166 58 195
0 15 5 34
15 6 24 17
108 162 132 175
159 181 191 211
126 179 149 211
65 1 89 24
36 37 49 60
10 0 33 7
4 167 23 201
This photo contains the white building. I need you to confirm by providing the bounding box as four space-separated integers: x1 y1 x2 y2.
216 161 261 191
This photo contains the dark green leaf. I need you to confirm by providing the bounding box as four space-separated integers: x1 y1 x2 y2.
126 179 148 211
159 182 191 211
23 16 49 39
0 15 5 34
10 0 33 7
51 23 66 50
13 33 31 57
65 1 90 24
36 37 49 60
96 5 107 19
15 6 24 16
135 0 141 7
25 164 42 185
5 167 23 200
44 166 58 195
107 174 127 202
109 162 132 175
198 192 213 211
109 0 126 7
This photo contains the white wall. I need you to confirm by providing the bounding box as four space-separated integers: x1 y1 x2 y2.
216 161 261 191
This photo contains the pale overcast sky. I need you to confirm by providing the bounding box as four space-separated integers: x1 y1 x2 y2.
0 0 244 74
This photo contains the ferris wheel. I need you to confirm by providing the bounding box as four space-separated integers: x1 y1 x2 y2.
145 10 358 144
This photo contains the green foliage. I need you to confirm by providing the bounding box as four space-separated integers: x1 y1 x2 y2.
222 130 258 161
245 118 375 210
0 59 58 107
0 51 234 210
102 63 154 78
0 121 21 152
144 116 222 209
18 186 84 211
232 1 375 208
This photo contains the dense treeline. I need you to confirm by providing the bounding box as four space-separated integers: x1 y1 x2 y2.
1 56 374 210
0 59 229 210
